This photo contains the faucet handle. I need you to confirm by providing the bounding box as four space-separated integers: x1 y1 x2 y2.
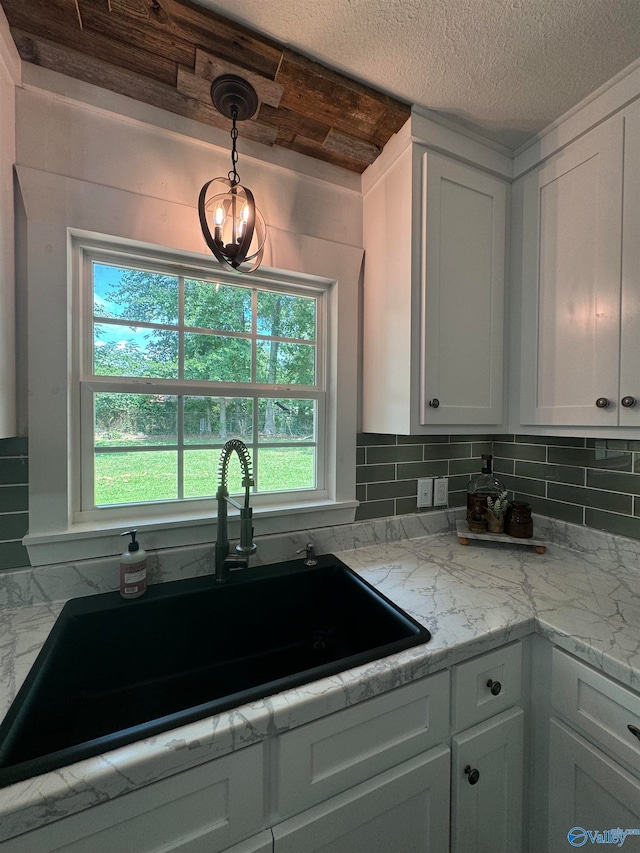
296 543 318 566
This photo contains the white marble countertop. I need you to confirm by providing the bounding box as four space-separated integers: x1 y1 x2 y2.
2 512 640 843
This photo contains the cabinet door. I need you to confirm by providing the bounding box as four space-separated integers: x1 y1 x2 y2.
548 718 640 853
451 707 524 853
273 747 450 853
421 152 506 426
620 101 640 427
519 117 624 426
0 745 265 853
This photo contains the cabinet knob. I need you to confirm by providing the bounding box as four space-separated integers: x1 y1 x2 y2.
428 398 440 409
595 397 610 409
464 765 480 785
487 678 502 696
621 396 636 408
628 724 640 742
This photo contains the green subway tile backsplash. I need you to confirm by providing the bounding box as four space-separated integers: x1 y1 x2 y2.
9 428 640 565
397 460 449 480
0 485 28 513
584 509 640 540
493 442 546 462
548 483 632 514
0 437 29 571
515 460 584 486
367 444 423 464
355 432 640 543
0 541 30 570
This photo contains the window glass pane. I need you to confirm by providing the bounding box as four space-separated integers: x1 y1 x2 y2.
94 325 178 378
257 292 316 340
184 397 253 444
184 449 246 498
259 399 315 442
184 334 251 382
256 342 315 385
95 393 178 446
93 263 178 324
257 447 315 491
94 450 178 505
184 279 252 332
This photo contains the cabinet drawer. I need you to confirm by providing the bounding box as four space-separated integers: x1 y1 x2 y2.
452 641 522 731
552 648 640 775
276 670 449 819
1 744 264 853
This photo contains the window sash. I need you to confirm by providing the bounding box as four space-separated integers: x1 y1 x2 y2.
76 245 329 517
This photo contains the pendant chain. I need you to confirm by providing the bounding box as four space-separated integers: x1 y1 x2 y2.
228 106 240 186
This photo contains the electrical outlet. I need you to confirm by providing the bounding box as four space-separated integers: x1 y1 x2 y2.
434 477 448 506
416 477 433 508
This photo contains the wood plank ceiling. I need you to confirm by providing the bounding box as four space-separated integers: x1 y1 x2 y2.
2 0 411 173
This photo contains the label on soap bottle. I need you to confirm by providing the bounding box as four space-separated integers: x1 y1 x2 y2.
120 557 147 598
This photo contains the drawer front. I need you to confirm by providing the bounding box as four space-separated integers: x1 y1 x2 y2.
1 744 265 853
273 747 451 853
552 647 640 774
276 670 449 819
452 641 522 731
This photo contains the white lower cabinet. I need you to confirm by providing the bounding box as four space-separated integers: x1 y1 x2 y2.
451 707 524 853
548 719 640 853
0 641 531 853
0 743 266 853
272 747 451 853
546 648 640 851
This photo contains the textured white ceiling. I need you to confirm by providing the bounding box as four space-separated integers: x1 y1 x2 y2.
192 0 640 151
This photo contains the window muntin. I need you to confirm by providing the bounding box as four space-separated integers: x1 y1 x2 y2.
81 252 325 512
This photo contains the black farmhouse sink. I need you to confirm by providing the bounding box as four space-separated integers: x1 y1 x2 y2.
0 554 430 787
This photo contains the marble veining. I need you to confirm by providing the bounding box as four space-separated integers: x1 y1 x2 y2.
2 511 640 843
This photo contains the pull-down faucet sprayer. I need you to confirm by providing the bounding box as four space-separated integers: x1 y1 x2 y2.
214 439 257 583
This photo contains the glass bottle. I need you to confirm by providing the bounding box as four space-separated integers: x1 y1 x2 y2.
466 455 506 532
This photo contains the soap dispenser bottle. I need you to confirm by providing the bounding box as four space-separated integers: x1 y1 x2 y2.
119 530 147 599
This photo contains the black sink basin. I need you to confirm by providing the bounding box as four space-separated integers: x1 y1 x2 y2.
0 554 430 787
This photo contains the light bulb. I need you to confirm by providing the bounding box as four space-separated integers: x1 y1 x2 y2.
214 204 225 243
238 203 250 241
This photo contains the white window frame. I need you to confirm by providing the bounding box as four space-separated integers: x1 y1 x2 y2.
19 163 361 566
75 240 330 522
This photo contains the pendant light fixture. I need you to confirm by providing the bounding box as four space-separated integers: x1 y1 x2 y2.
199 75 267 272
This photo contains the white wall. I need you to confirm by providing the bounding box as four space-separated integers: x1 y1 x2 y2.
0 7 19 438
14 67 364 563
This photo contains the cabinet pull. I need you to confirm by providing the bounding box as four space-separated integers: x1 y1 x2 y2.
486 678 502 696
621 396 637 408
428 398 440 409
596 397 610 409
464 765 480 785
628 724 640 741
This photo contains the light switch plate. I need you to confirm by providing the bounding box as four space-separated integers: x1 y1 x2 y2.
417 478 433 508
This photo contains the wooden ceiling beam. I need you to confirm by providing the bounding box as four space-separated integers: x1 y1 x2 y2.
12 31 278 147
3 0 409 172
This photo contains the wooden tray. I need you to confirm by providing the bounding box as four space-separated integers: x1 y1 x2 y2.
456 519 547 553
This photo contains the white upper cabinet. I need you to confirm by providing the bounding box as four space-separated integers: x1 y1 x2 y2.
517 104 640 431
362 140 508 435
620 103 640 428
421 154 506 428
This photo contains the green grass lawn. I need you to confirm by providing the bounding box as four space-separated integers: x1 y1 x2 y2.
94 447 314 505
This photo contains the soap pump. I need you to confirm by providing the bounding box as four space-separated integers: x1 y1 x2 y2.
119 529 147 599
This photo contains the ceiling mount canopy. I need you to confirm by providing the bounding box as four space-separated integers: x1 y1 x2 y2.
199 75 267 273
210 74 259 121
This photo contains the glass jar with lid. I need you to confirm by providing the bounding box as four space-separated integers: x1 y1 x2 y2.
466 455 507 532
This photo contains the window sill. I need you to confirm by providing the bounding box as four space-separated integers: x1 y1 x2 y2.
23 500 359 567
